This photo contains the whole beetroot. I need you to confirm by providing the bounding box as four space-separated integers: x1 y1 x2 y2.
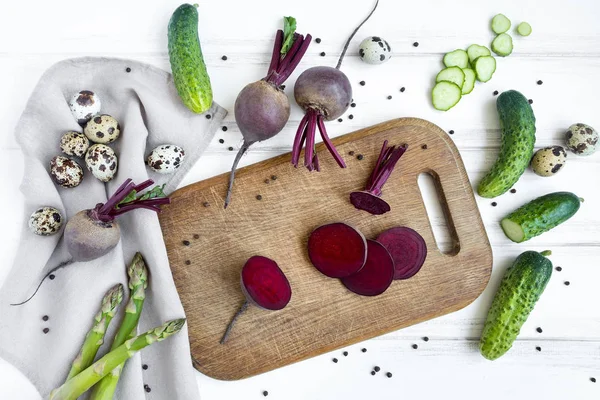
225 17 312 208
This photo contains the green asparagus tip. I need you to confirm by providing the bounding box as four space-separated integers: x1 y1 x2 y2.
128 252 149 290
103 284 124 313
540 250 552 257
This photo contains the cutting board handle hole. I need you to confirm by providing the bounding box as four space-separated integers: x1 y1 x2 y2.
417 172 460 255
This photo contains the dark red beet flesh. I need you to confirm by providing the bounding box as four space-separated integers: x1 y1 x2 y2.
308 223 367 278
341 240 394 296
350 140 407 215
376 227 427 280
241 256 291 310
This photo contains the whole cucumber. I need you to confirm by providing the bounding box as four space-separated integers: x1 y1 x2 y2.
478 90 536 198
168 4 213 113
501 191 582 243
479 250 552 360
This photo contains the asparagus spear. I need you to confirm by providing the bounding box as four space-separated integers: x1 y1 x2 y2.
66 283 124 380
89 253 148 400
49 319 186 400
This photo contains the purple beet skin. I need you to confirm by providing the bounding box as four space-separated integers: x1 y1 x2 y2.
350 140 407 215
377 227 427 280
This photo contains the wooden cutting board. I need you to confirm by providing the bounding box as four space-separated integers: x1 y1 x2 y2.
159 118 492 380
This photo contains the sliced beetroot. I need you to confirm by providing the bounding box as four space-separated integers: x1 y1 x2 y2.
241 256 292 310
340 240 394 296
376 227 427 280
308 223 367 278
221 256 291 344
350 140 407 215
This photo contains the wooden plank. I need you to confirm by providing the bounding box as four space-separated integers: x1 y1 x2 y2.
159 118 493 380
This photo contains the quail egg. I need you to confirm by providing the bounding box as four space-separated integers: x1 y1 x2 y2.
85 144 118 182
60 131 89 158
531 146 567 177
146 145 186 174
29 206 63 236
358 36 392 65
565 123 598 156
50 156 84 188
84 115 121 144
68 90 102 125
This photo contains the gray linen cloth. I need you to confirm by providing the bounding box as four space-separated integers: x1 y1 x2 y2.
0 57 226 399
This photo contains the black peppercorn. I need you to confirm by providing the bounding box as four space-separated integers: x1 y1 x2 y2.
49 274 55 280
315 38 321 43
493 90 499 96
371 371 376 376
374 366 380 372
413 42 419 47
359 81 366 86
338 118 343 122
423 336 429 342
400 87 405 92
387 95 392 100
182 240 190 246
219 139 224 144
351 102 356 107
510 188 517 193
564 281 570 286
263 390 269 396
203 202 210 207
206 114 211 119
320 52 326 57
357 154 364 160
185 260 191 265
361 348 367 353
271 175 277 181
386 372 393 378
421 144 428 150
535 346 542 351
222 126 228 131
43 328 50 334
449 130 454 135
228 146 234 151
42 315 49 321
591 377 597 383
348 114 354 119
348 151 355 156
343 351 348 356
144 384 151 393
555 266 562 271
412 344 418 349
256 195 263 201
536 327 543 333
142 364 148 370
491 202 497 207
332 358 338 363
126 67 131 73
221 55 228 61
537 80 543 85
528 99 533 104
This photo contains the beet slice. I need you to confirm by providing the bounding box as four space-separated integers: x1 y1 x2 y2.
308 223 367 278
376 227 427 280
340 240 394 296
349 192 391 215
221 256 291 344
241 255 291 310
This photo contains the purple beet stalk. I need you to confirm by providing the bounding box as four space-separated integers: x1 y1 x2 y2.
91 178 170 222
350 140 407 215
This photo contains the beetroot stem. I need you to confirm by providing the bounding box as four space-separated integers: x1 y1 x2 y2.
99 179 133 215
273 34 312 86
304 110 318 171
220 300 249 344
275 33 303 76
317 115 346 168
366 142 406 195
266 30 284 78
291 113 310 166
224 141 254 208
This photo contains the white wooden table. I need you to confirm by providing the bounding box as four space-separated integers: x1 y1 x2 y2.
1 0 599 398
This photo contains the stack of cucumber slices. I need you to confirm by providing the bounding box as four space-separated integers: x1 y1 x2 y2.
432 14 531 111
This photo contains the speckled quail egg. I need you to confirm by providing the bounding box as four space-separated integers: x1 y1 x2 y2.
358 36 392 65
531 146 567 177
84 115 121 144
68 90 102 125
60 131 89 158
146 145 186 174
28 206 63 236
50 155 84 188
565 123 598 156
85 144 118 182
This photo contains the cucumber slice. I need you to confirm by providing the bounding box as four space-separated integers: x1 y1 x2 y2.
443 49 469 69
474 56 496 82
436 67 465 88
461 68 476 95
517 22 532 36
491 14 511 34
432 81 462 111
492 33 513 56
467 44 491 64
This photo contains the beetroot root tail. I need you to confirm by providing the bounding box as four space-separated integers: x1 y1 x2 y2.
224 141 254 209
